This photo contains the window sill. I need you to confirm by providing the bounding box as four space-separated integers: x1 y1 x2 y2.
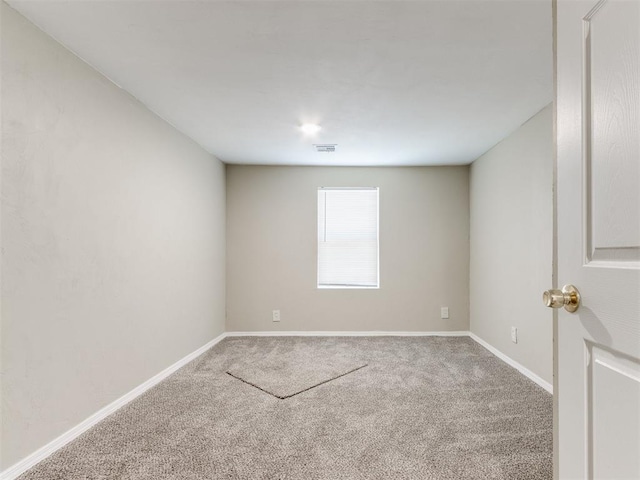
317 285 380 290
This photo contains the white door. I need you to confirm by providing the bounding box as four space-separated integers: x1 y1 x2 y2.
556 0 640 478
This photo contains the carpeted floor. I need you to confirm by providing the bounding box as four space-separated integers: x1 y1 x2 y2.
18 336 553 479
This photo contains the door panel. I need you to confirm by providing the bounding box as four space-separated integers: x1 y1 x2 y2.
586 0 640 264
589 344 640 479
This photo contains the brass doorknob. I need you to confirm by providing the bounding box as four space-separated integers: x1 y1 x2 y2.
543 284 580 313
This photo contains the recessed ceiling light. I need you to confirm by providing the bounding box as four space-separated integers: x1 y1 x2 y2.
300 123 321 135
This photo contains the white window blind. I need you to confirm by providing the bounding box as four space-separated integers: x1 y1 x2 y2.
317 187 379 288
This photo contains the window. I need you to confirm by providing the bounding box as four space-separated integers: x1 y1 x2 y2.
317 187 379 288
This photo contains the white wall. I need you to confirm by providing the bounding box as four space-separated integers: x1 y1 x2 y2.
1 4 226 469
226 165 470 332
470 104 553 384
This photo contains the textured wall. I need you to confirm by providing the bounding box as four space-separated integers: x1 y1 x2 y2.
226 165 470 333
1 4 226 468
470 104 553 384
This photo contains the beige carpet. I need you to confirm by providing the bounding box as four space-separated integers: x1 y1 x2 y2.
18 336 553 479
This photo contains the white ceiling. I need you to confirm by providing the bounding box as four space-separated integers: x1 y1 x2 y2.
8 0 552 166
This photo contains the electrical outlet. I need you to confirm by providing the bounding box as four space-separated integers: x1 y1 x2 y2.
272 310 281 322
440 307 449 319
511 326 518 344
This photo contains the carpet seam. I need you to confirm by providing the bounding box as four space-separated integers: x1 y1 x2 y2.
226 363 368 399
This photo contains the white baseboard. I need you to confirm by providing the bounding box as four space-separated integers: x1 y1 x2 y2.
226 330 471 337
468 332 553 394
0 332 227 480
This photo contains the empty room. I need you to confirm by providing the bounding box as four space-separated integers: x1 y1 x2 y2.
2 0 639 479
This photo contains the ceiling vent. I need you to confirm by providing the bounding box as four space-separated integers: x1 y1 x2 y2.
314 144 337 153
